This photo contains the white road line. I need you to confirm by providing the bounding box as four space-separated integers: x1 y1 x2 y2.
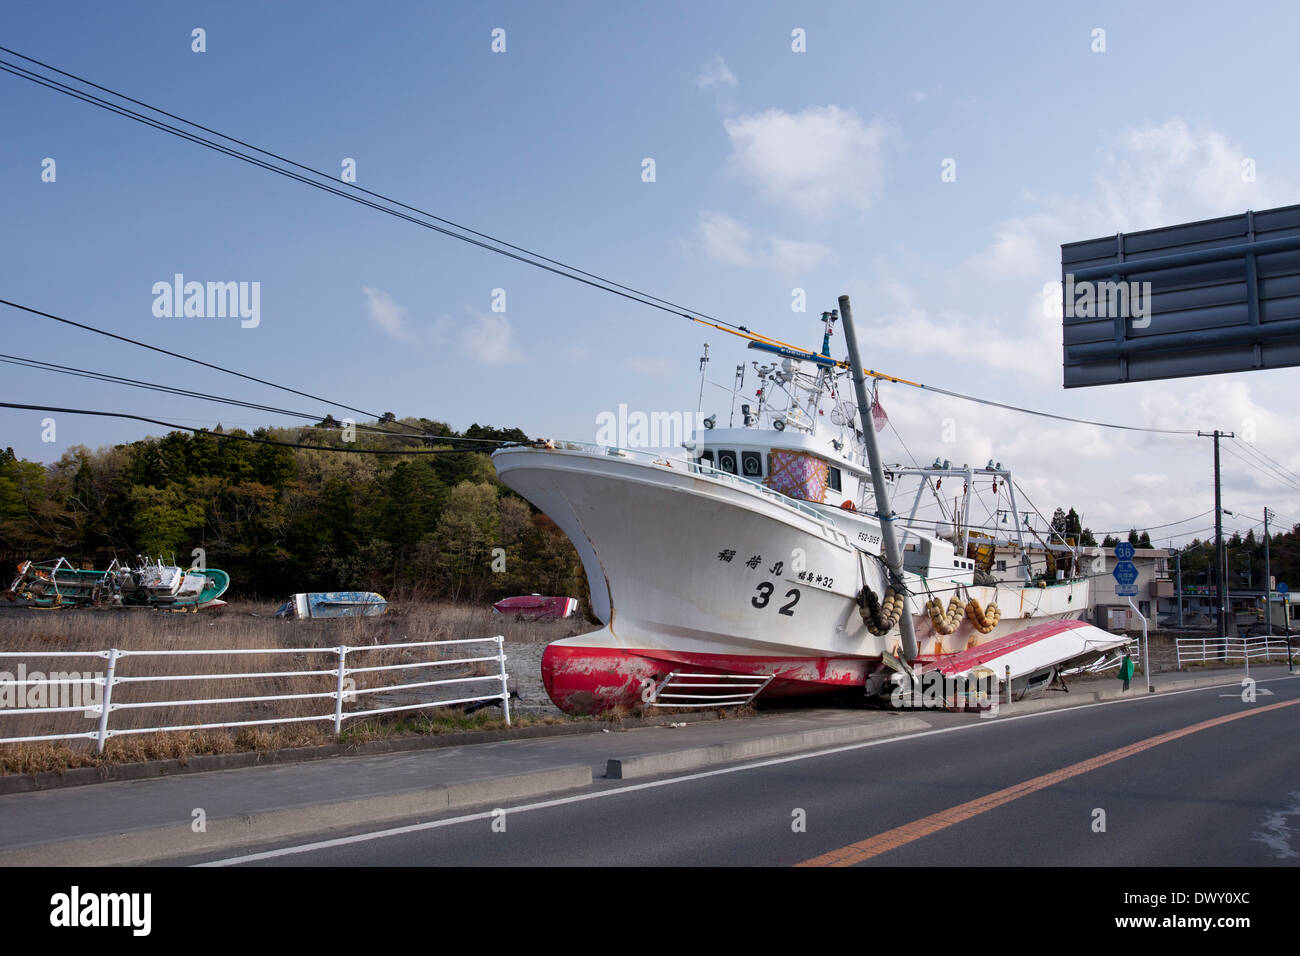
197 674 1300 866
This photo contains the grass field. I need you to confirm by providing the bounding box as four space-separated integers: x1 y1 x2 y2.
0 601 589 774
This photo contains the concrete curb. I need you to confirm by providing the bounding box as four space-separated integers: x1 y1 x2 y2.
0 765 592 866
0 708 734 796
605 716 930 779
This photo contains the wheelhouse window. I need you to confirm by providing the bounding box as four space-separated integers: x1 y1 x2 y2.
741 451 763 478
828 466 842 492
717 450 738 475
699 449 715 470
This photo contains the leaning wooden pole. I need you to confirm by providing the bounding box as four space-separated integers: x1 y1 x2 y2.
838 294 919 662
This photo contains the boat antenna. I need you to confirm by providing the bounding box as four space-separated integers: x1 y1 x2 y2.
696 343 709 415
838 294 919 663
729 363 744 428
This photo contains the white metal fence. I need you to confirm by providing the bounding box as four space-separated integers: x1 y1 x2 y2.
1176 635 1296 669
0 636 510 753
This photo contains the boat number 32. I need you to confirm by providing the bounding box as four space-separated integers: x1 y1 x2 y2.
751 582 801 616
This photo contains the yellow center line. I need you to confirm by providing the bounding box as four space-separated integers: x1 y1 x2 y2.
795 696 1300 867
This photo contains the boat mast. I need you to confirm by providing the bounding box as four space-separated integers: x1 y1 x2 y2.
1003 471 1032 584
838 294 920 663
696 343 709 415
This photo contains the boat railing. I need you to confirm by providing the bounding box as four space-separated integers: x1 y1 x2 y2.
528 440 840 532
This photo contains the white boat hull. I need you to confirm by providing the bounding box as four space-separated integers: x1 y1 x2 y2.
494 444 1094 713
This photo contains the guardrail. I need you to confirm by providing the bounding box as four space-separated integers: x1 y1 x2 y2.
0 636 510 753
1175 635 1296 669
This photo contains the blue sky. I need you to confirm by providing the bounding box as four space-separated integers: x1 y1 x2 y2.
3 0 1300 544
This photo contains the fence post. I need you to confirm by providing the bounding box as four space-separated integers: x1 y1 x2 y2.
497 636 511 727
95 648 118 755
334 646 348 736
1003 664 1012 705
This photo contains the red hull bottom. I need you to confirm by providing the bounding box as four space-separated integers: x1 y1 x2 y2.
540 643 876 715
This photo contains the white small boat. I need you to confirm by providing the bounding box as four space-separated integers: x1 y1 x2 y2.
275 591 388 619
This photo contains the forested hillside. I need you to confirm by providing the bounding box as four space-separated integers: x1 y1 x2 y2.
0 419 588 606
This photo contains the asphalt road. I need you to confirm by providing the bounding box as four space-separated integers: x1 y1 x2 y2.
189 676 1300 867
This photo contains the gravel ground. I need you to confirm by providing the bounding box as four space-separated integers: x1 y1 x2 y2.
502 640 555 716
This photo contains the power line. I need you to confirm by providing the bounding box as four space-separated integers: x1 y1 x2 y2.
0 48 1211 441
1222 440 1300 495
0 352 498 444
1232 437 1300 485
0 402 517 455
0 55 736 338
1227 437 1300 493
0 44 734 333
1080 510 1217 538
0 298 385 421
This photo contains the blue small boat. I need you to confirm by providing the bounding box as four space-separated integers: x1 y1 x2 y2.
275 591 388 619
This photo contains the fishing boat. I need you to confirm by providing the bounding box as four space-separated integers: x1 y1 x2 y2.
492 595 578 618
6 556 229 611
275 591 388 619
4 558 109 608
112 558 231 611
493 305 1127 714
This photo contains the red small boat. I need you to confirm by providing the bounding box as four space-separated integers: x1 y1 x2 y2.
492 594 578 618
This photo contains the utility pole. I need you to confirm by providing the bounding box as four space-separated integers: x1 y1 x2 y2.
1198 430 1234 641
1264 507 1273 637
1175 548 1183 629
839 294 919 663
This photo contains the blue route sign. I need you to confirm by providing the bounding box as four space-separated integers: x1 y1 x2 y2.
1113 543 1139 597
1279 582 1289 594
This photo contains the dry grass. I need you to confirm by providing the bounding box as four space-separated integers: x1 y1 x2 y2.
0 600 589 775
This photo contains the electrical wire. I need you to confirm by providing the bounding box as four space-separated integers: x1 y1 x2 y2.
0 298 385 421
1222 441 1300 495
0 352 500 444
0 47 1214 440
0 402 519 454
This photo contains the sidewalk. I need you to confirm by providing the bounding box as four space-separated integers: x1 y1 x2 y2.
0 663 1292 865
0 707 924 864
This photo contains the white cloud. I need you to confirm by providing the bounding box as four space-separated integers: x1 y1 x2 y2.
362 287 412 342
969 120 1295 288
459 309 526 365
690 211 836 274
696 55 737 90
1095 119 1280 231
695 211 754 268
723 106 896 217
871 276 1058 381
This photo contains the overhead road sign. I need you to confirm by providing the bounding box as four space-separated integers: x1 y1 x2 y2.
1061 204 1300 387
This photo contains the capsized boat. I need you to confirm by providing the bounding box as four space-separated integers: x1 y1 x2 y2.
113 558 231 611
4 558 108 608
6 555 230 611
492 595 578 618
275 591 388 619
493 308 1128 714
